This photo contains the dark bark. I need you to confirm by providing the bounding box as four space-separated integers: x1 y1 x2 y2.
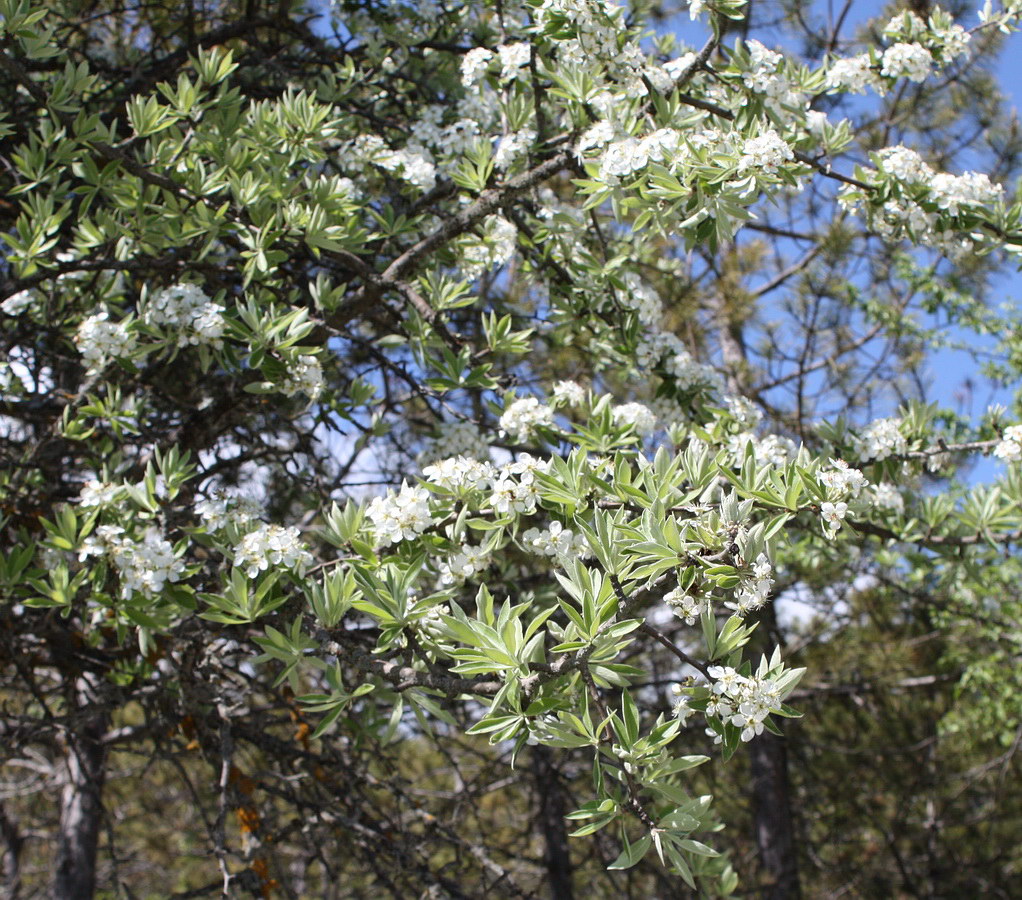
532 746 574 900
749 732 801 900
52 676 109 900
0 803 23 899
749 606 801 900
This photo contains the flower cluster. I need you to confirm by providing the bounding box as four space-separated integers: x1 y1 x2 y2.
665 585 711 625
367 483 435 547
738 130 795 175
75 311 136 371
853 417 907 461
552 380 587 406
438 544 491 585
521 520 590 563
728 554 773 616
196 491 264 531
706 666 784 742
282 355 324 400
460 215 518 280
825 54 878 94
820 459 869 498
80 526 185 599
993 424 1022 462
612 402 658 436
880 42 933 82
143 283 226 347
488 454 549 515
78 479 123 508
422 455 495 493
499 397 554 443
729 432 796 466
871 482 905 512
234 523 310 578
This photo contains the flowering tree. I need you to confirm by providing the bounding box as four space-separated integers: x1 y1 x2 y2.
3 0 1022 895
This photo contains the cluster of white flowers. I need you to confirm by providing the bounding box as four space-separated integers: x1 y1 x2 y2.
144 283 226 347
75 311 136 371
234 523 311 578
820 500 849 535
282 354 324 400
825 54 878 94
612 402 657 436
871 482 905 512
420 420 491 463
726 395 763 430
367 483 435 547
665 585 711 625
853 417 907 461
461 215 517 279
742 40 784 94
493 129 536 170
521 520 589 563
348 134 437 191
488 454 549 515
499 396 554 443
597 129 684 182
498 42 531 79
929 171 1003 215
80 525 185 599
883 9 970 64
706 666 783 742
993 424 1022 462
438 544 491 585
728 554 774 616
820 459 869 498
880 42 933 82
737 130 795 175
552 380 587 406
877 146 932 183
78 479 123 508
196 491 263 531
635 330 722 393
422 455 495 492
1 290 35 315
729 432 796 466
618 272 663 327
461 47 493 85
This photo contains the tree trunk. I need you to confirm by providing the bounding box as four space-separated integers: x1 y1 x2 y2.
532 746 574 900
53 676 109 900
749 606 801 900
0 803 24 899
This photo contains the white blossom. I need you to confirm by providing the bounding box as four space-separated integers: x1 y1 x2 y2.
422 455 495 493
461 48 493 85
826 55 877 94
144 283 226 347
78 479 122 508
821 500 848 533
820 459 869 498
665 586 710 625
521 520 589 562
612 402 657 436
234 523 311 577
367 483 434 546
871 482 905 512
196 491 263 531
552 380 586 406
75 311 136 371
881 43 933 82
497 42 531 79
738 130 795 175
854 417 908 461
282 355 324 400
993 424 1022 462
438 544 491 584
500 397 554 443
